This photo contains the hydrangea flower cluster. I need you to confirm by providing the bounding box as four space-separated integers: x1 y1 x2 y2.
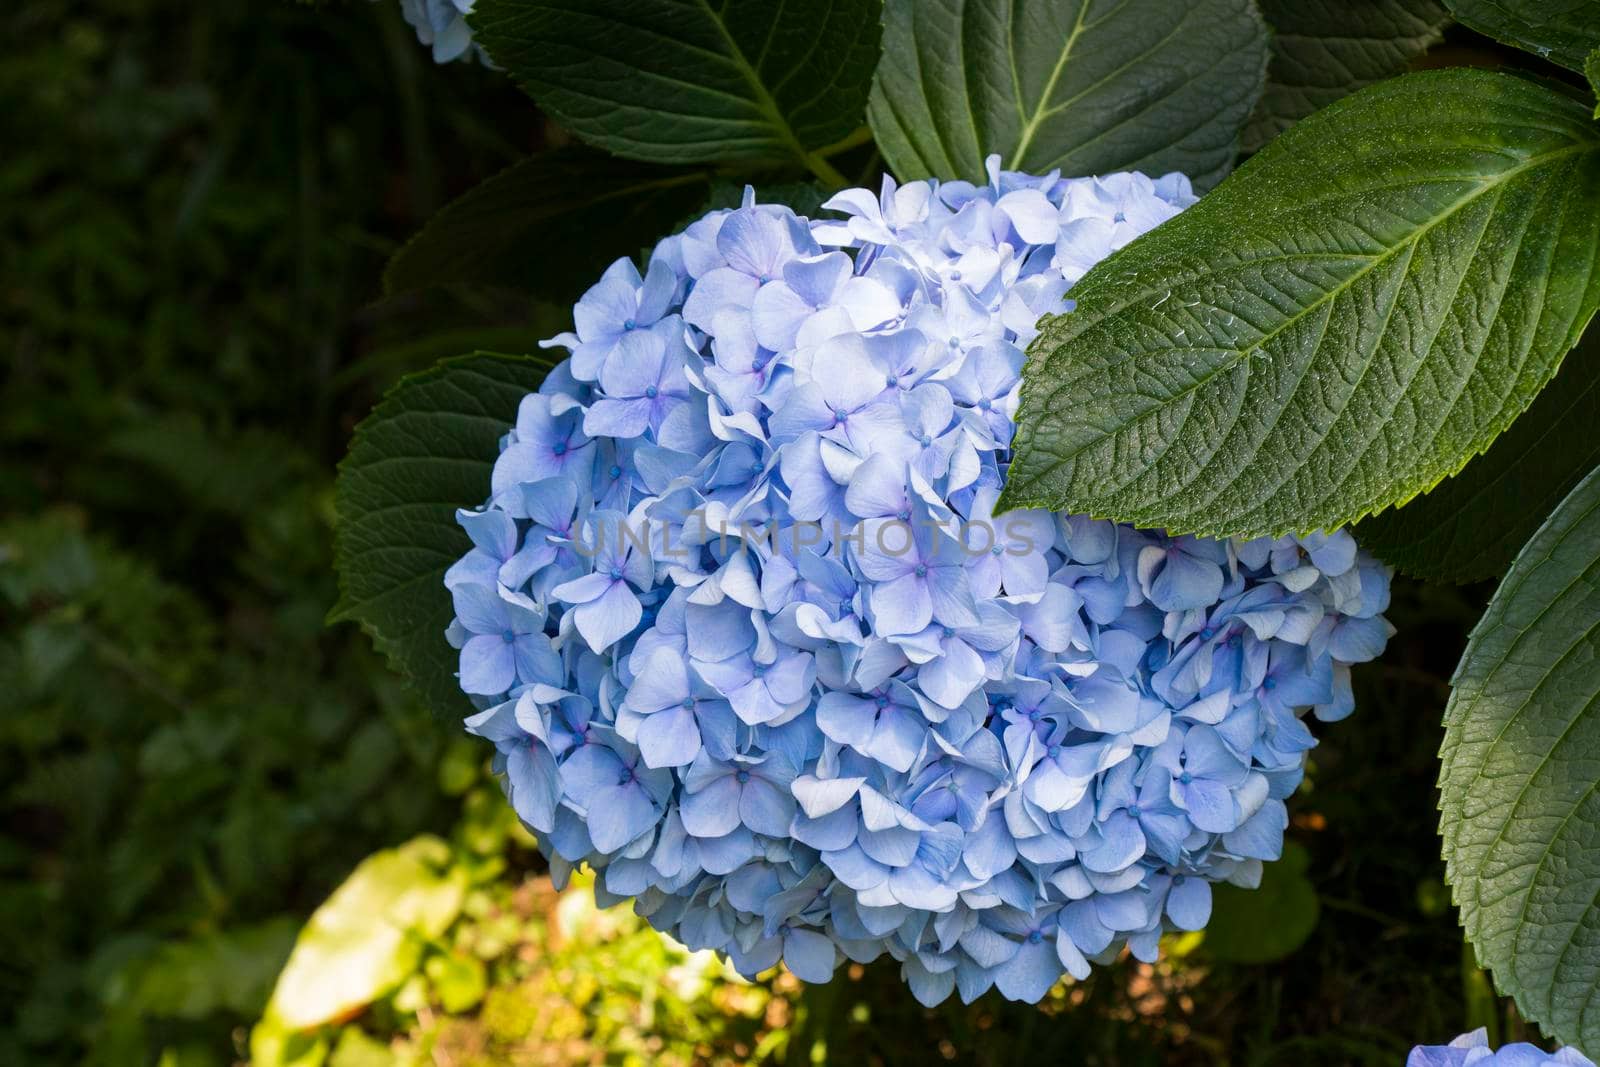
447 156 1396 1005
1408 1030 1595 1066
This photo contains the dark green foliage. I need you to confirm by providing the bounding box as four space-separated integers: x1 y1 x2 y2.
1357 323 1600 583
0 1 547 1062
867 0 1269 190
331 353 553 722
1445 0 1600 72
384 151 713 302
1000 71 1600 539
1441 466 1600 1051
1245 0 1450 151
469 0 883 177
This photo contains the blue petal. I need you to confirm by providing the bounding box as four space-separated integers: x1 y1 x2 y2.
636 703 703 769
572 581 642 652
586 782 659 853
1166 876 1211 931
680 773 741 837
993 938 1062 1002
782 928 838 983
460 634 515 695
740 777 797 837
505 744 561 834
452 582 507 634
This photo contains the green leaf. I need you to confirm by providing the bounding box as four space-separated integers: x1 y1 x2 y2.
331 353 551 720
866 0 1269 191
1244 0 1449 152
1356 325 1600 582
1203 842 1320 963
1440 464 1600 1051
1587 47 1600 114
424 951 487 1014
261 836 466 1032
999 70 1600 539
384 152 711 302
468 0 882 178
1445 0 1600 72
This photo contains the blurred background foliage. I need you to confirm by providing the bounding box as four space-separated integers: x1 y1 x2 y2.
0 1 1545 1063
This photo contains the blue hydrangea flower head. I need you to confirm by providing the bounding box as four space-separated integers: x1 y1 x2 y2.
447 157 1397 1005
1407 1030 1595 1066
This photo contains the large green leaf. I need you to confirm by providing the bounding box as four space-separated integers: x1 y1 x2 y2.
1588 47 1600 113
1445 0 1600 72
999 70 1600 540
331 354 551 720
468 0 882 177
261 835 466 1032
384 152 711 302
1244 0 1449 152
1440 464 1600 1051
866 0 1269 191
1357 325 1600 582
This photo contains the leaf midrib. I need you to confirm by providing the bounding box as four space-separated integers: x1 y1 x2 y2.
1008 0 1093 166
691 0 840 179
1013 140 1594 492
1020 4 1197 156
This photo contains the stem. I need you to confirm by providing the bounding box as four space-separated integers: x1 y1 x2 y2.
814 125 874 159
801 151 849 189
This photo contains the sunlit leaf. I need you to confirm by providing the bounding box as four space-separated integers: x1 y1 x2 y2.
1000 70 1600 539
262 835 466 1032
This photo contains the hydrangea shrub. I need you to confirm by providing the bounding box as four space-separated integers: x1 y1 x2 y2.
444 157 1395 1004
340 0 1600 1047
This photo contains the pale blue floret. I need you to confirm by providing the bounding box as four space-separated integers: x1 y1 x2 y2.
396 0 481 64
444 155 1397 1005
